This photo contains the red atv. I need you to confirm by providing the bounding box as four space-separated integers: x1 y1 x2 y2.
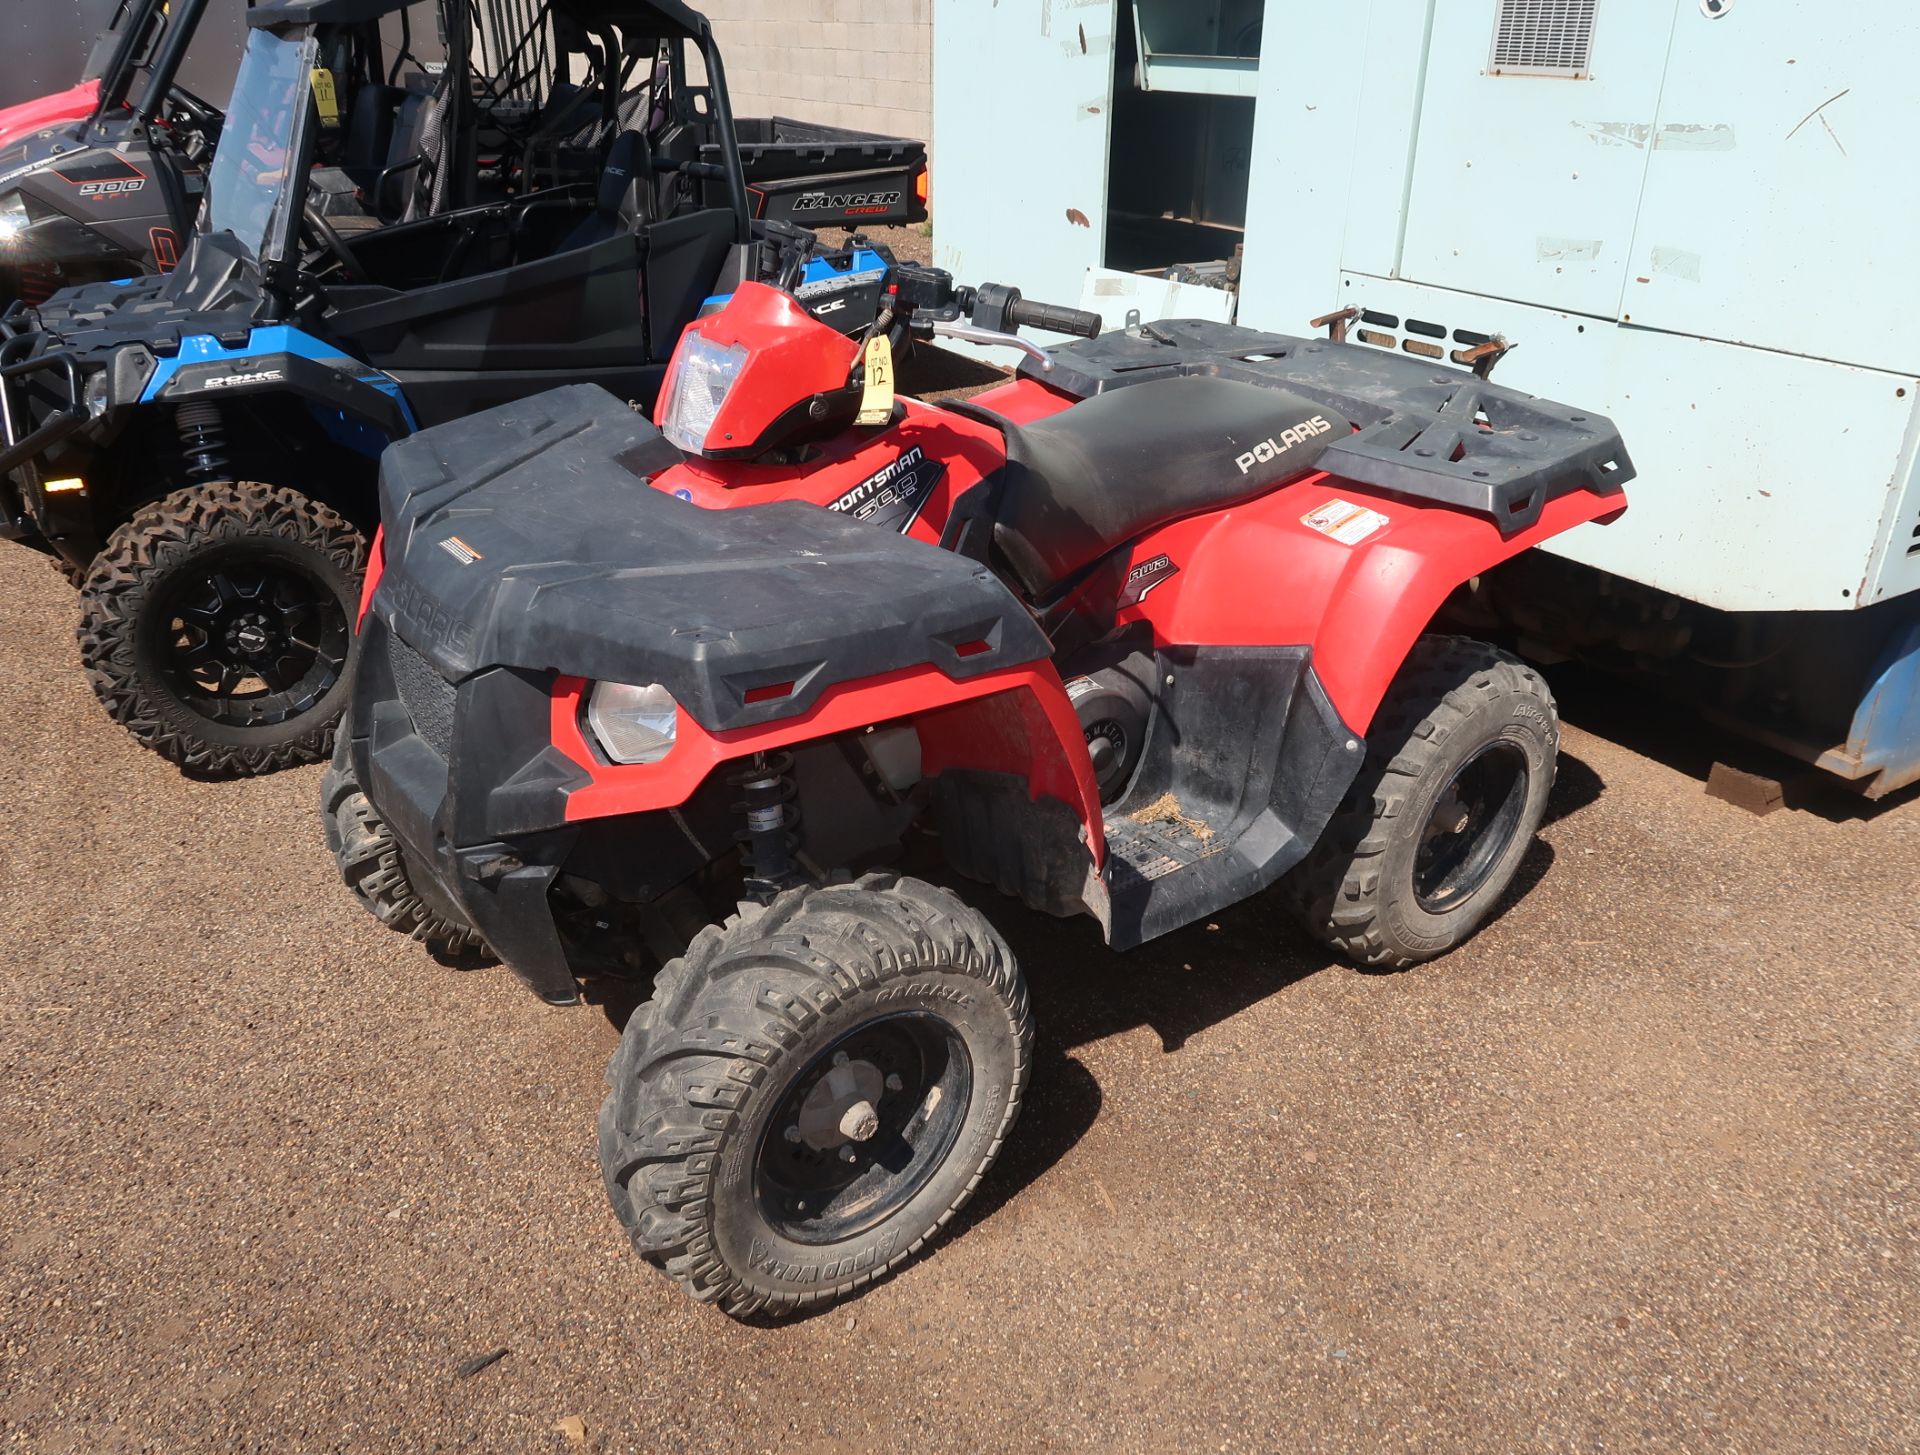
326 259 1632 1316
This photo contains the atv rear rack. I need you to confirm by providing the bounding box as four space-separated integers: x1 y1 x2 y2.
1024 318 1633 534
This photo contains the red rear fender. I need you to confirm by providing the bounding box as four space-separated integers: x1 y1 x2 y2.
1119 475 1625 731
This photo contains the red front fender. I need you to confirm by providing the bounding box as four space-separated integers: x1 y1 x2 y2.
0 80 100 152
551 657 1107 866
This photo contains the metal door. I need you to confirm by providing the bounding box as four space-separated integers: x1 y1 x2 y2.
1622 4 1920 376
1398 0 1678 319
931 0 1117 311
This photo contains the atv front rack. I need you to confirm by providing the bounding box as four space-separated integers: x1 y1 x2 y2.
1025 318 1633 535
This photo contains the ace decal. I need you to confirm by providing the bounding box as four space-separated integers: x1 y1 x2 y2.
826 447 946 534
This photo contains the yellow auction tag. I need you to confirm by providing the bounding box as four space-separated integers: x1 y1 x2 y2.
855 333 895 426
310 68 340 127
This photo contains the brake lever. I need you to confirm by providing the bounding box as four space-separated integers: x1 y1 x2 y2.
928 319 1054 373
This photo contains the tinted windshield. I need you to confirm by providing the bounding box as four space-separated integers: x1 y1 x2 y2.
201 28 315 262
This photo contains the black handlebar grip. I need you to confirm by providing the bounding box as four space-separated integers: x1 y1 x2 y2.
1007 297 1104 338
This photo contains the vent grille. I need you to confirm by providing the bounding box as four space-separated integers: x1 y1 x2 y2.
1489 0 1598 78
388 631 458 758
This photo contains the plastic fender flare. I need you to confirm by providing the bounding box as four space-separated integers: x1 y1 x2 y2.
1126 476 1625 732
150 352 412 443
1310 487 1625 729
549 658 1106 866
357 526 386 628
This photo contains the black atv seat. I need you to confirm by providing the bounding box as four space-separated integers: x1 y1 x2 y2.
561 129 652 248
986 375 1350 598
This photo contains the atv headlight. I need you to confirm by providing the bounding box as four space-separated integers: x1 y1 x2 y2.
586 680 679 764
0 193 29 245
659 332 748 454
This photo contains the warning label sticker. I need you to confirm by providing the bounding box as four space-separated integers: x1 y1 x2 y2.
1301 498 1389 546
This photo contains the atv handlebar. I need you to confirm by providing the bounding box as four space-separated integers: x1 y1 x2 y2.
956 280 1101 339
1006 296 1103 339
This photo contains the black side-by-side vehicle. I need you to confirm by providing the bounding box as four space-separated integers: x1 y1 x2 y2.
0 0 931 309
0 0 900 777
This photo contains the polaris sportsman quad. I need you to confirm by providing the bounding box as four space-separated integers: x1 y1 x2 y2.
0 0 803 776
0 0 228 307
329 266 1633 1317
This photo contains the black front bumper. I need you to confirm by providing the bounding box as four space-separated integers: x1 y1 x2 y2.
0 302 90 478
347 610 592 1006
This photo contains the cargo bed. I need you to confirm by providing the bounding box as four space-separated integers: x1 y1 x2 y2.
700 116 928 228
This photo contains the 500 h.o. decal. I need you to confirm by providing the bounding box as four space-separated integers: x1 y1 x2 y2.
825 447 946 534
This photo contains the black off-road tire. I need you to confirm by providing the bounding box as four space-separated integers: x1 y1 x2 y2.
321 736 487 955
1287 635 1558 969
77 481 366 775
48 551 90 589
599 874 1031 1319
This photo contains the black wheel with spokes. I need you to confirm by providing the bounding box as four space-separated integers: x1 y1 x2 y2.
1287 635 1557 968
600 874 1031 1319
79 481 367 775
152 549 350 731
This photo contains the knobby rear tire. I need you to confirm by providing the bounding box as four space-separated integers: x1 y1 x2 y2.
1288 635 1558 968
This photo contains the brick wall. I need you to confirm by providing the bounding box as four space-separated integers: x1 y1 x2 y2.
699 0 931 143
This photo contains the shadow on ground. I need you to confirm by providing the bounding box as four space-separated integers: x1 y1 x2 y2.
575 733 1610 1306
1547 661 1919 822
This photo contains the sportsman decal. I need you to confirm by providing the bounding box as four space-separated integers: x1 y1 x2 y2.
825 447 946 534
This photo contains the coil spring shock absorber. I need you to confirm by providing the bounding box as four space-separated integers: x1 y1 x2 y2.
732 750 805 901
175 401 229 481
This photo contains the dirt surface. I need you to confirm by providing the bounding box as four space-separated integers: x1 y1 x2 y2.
2 540 1917 1454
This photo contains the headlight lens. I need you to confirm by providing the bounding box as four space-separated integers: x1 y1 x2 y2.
585 680 679 764
659 332 748 454
0 193 30 245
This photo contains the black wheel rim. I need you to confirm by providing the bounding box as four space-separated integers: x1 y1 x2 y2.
755 1011 972 1247
153 551 349 729
1412 740 1532 913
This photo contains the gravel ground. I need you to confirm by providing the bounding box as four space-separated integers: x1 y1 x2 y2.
1 536 1916 1454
